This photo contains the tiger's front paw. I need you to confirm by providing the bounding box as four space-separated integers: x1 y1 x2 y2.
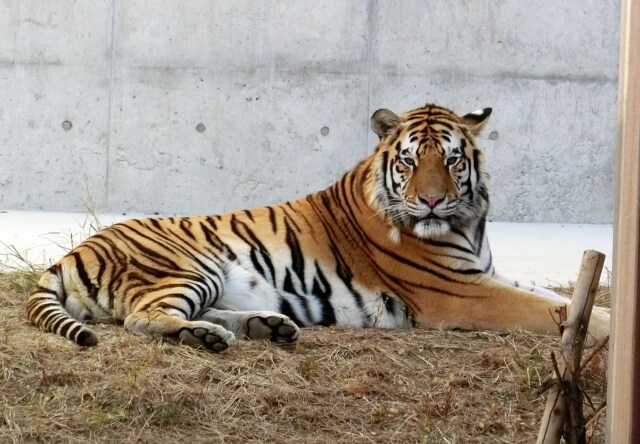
246 313 300 343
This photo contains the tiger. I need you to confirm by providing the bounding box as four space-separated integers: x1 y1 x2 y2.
26 103 610 352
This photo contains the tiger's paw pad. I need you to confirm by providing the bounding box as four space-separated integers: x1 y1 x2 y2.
246 314 300 343
178 324 236 353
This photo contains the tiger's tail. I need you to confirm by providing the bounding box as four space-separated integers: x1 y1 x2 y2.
26 264 98 346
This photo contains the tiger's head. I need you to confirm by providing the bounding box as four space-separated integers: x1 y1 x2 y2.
366 104 492 241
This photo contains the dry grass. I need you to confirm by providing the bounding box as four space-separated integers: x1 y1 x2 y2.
0 275 609 444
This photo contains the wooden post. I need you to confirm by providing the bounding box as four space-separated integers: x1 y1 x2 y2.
607 0 640 442
537 250 605 444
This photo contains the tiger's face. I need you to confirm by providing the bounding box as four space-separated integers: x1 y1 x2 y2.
367 104 492 241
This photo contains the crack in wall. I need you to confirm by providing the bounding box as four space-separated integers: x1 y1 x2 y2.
105 0 117 211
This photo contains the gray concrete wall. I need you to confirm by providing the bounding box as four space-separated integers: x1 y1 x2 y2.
0 0 619 223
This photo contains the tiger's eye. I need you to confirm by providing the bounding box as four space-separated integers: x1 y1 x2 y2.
446 157 460 167
402 157 416 168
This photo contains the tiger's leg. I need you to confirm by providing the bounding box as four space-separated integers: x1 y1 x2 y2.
411 277 610 340
492 272 611 330
124 307 236 352
198 308 300 343
492 272 573 304
121 271 239 352
122 281 234 353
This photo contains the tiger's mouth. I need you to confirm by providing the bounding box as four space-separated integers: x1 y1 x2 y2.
423 213 441 221
387 209 450 230
399 213 451 239
412 215 451 238
380 199 457 239
410 212 447 225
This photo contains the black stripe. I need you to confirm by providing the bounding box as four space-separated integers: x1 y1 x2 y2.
280 298 304 327
371 256 481 296
28 300 60 320
381 151 398 202
434 120 454 130
267 206 278 234
330 244 365 312
150 281 207 302
42 264 62 283
230 216 276 282
130 220 206 269
406 121 426 132
449 227 475 252
285 219 307 293
50 314 70 334
179 219 196 240
473 216 487 256
59 319 75 338
41 309 63 328
137 294 196 317
108 226 183 270
422 238 476 256
69 324 83 341
205 216 218 230
484 250 494 274
472 148 482 197
72 252 94 292
31 286 58 296
283 269 313 322
282 203 302 232
311 261 335 326
381 292 397 316
150 218 165 231
121 223 219 277
249 249 268 280
200 222 237 261
370 263 415 294
126 255 175 279
87 244 107 290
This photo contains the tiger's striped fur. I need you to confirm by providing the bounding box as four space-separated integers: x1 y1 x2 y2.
26 103 610 351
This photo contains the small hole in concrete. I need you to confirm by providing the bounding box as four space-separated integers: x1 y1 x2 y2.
489 130 499 140
320 126 330 137
62 120 73 131
196 123 206 133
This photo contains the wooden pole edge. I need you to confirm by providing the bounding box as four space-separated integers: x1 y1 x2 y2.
537 250 605 444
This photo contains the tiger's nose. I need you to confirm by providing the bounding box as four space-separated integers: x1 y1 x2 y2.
419 194 445 208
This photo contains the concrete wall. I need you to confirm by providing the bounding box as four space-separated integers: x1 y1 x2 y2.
0 0 619 223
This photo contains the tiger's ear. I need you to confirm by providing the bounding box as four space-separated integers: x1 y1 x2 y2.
371 109 400 139
462 108 492 135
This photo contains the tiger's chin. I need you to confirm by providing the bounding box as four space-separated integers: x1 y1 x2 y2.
385 215 452 243
412 218 451 239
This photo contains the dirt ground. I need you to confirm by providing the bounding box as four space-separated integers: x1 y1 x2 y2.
0 274 608 443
